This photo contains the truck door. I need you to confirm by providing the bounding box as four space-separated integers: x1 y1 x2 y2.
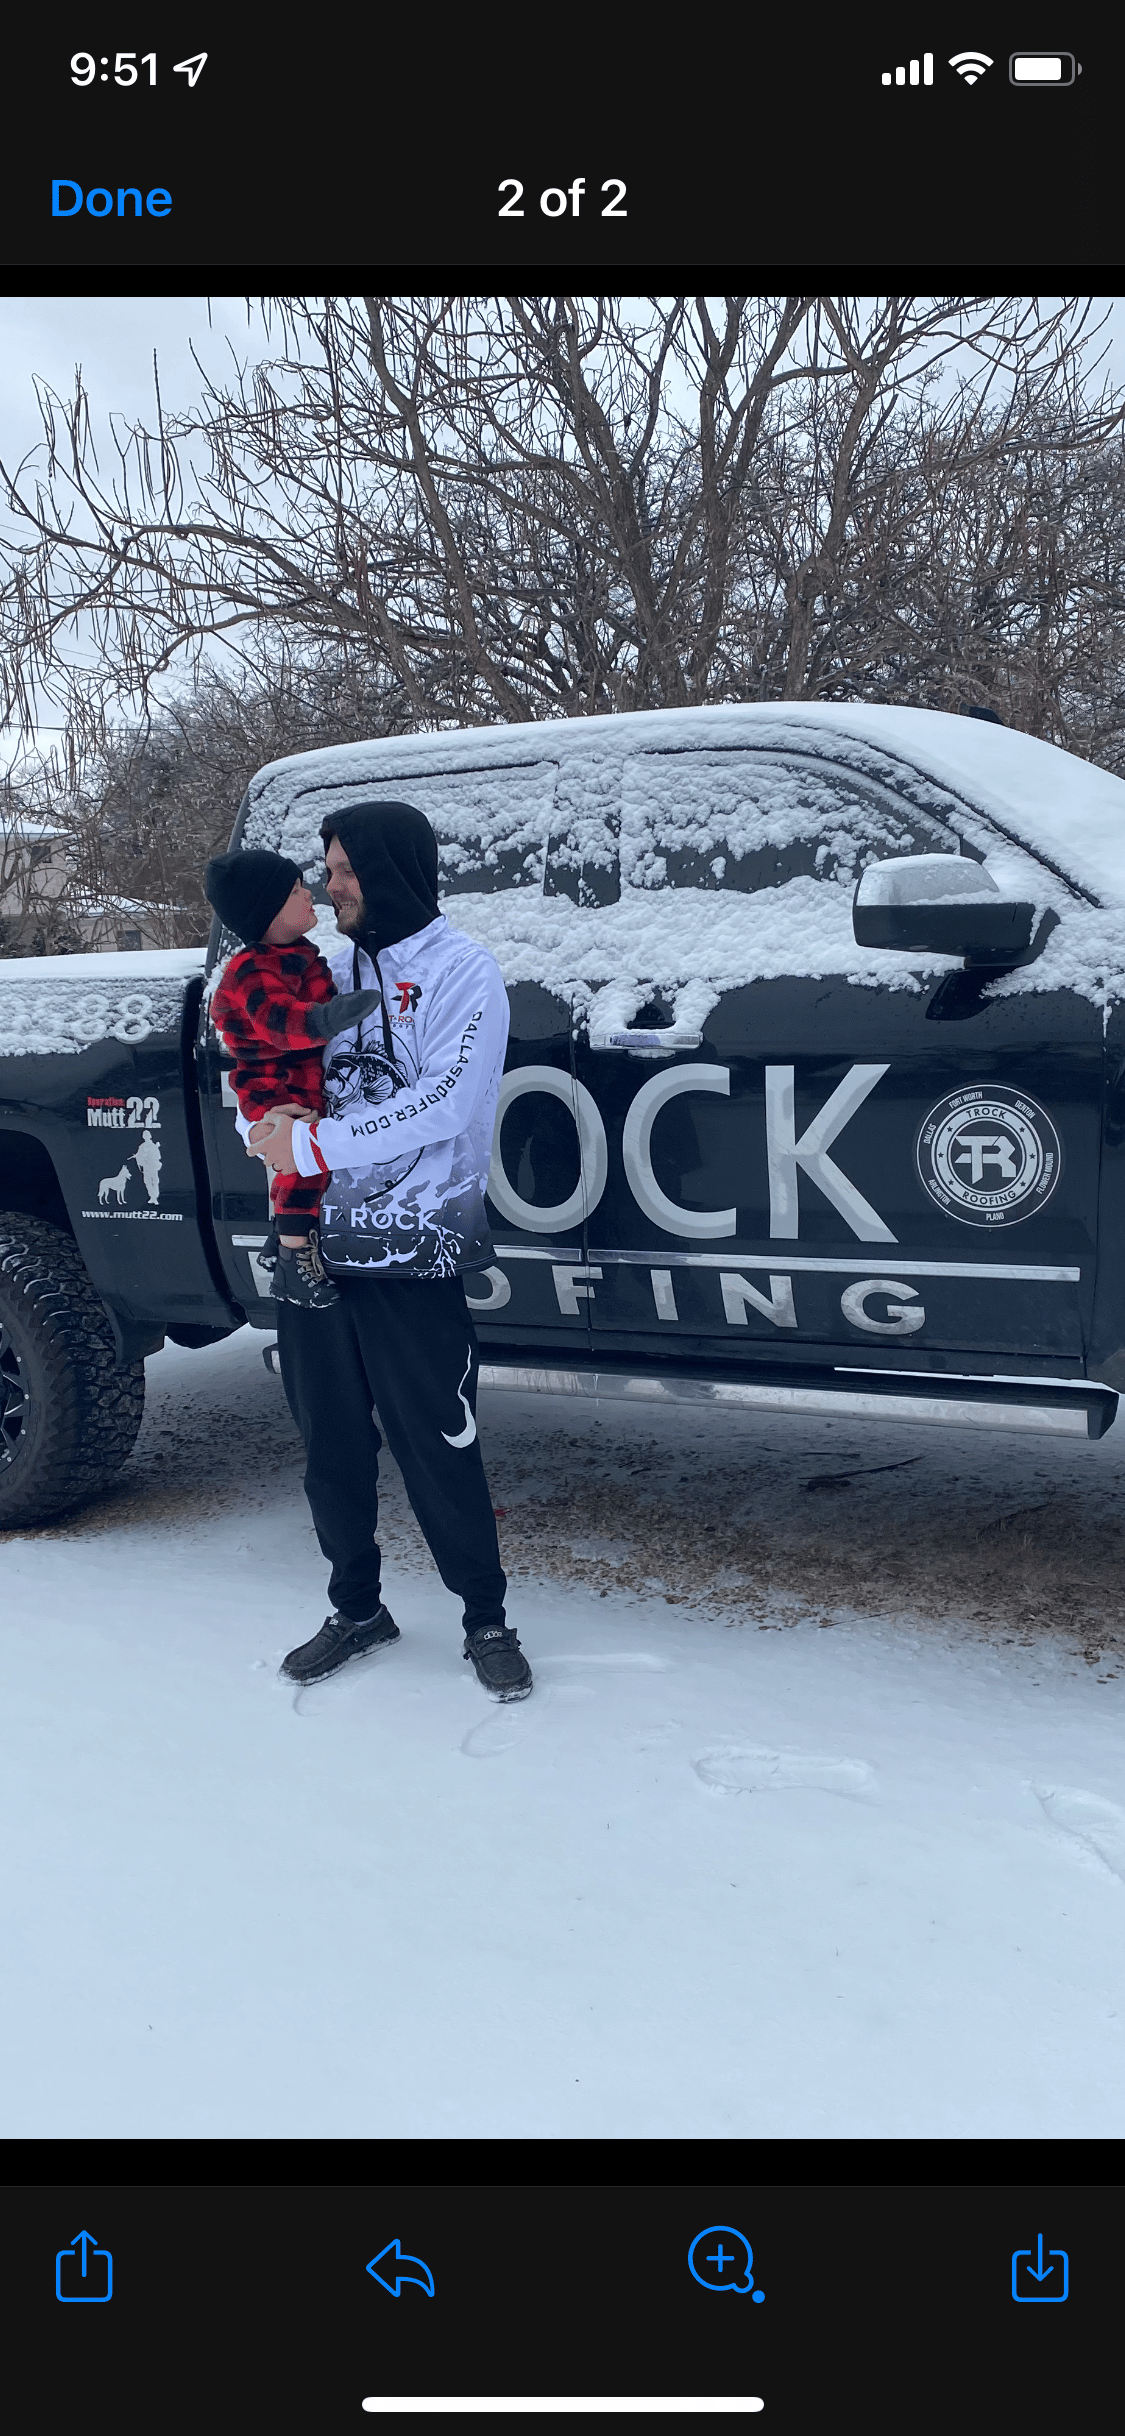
569 742 1099 1376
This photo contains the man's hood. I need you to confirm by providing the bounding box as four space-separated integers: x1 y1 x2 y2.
320 800 440 954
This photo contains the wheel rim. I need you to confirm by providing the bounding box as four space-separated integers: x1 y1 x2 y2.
0 1323 31 1467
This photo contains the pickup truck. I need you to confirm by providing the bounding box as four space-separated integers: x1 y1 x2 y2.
4 700 1125 1529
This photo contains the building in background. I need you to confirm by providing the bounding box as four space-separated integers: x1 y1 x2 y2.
0 810 166 957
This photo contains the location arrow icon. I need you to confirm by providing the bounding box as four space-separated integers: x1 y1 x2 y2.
173 53 208 86
365 2238 435 2298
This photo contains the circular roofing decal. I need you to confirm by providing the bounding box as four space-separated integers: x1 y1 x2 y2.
917 1086 1061 1227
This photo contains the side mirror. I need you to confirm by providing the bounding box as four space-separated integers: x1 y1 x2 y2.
852 854 1056 967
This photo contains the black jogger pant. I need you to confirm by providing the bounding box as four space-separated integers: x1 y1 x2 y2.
275 1272 507 1632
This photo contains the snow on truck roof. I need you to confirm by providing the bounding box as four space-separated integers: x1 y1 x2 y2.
244 703 1125 906
240 705 1125 1020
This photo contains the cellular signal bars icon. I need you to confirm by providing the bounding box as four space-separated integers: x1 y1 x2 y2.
881 53 933 85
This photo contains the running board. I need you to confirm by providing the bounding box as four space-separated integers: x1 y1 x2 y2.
475 1362 1118 1441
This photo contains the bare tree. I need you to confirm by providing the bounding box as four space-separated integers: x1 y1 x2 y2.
724 374 1125 736
3 641 415 953
3 295 1119 766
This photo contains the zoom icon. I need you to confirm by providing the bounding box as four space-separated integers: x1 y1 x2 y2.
687 2225 764 2298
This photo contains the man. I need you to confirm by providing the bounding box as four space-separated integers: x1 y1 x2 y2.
244 799 531 1704
134 1128 161 1206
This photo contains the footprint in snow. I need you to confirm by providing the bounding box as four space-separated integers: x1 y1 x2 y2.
693 1745 876 1798
461 1700 546 1759
1033 1785 1125 1882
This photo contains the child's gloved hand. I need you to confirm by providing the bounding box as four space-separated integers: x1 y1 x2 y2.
306 988 381 1040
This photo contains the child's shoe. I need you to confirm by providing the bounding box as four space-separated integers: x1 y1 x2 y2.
270 1235 340 1310
257 1222 281 1275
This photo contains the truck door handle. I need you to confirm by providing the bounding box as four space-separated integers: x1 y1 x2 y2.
590 1029 703 1051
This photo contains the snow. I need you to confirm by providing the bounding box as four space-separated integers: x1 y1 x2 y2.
243 700 1125 897
821 705 1125 907
4 1322 1125 2138
234 706 1125 1020
0 946 206 982
0 947 205 1052
855 855 1000 905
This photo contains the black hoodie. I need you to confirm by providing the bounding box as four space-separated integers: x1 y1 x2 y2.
319 801 440 954
319 799 441 1069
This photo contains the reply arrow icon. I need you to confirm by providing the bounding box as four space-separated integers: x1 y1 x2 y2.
1012 2234 1068 2301
366 2238 435 2298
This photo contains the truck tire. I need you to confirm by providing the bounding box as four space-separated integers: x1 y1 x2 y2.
0 1212 146 1528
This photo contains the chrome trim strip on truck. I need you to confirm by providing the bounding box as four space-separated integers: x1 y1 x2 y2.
584 1250 1080 1281
475 1365 1111 1438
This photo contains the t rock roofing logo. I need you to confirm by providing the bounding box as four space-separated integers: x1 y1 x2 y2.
917 1086 1061 1228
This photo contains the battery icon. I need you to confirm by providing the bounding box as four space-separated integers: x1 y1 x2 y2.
1009 53 1080 83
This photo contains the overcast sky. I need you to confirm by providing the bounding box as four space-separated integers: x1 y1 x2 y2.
2 292 1124 774
0 294 256 486
0 296 279 771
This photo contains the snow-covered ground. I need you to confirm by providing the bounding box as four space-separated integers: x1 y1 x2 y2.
4 1324 1124 2138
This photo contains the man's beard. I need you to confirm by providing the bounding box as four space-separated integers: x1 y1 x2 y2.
333 894 366 934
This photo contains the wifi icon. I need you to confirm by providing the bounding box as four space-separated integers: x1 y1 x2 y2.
949 50 994 82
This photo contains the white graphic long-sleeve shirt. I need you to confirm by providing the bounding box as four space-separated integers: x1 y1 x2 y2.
242 914 510 1279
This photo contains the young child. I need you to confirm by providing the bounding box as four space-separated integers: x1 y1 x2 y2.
204 848 378 1309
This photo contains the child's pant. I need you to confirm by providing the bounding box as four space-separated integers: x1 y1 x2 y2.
271 1167 327 1222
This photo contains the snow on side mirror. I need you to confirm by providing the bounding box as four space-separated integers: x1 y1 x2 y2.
852 855 1055 966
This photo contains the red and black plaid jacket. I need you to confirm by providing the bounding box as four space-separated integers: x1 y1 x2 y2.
209 940 336 1122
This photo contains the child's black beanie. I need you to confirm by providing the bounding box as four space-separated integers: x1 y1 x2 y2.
205 850 305 946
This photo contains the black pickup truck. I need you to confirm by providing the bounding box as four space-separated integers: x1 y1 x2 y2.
4 701 1125 1529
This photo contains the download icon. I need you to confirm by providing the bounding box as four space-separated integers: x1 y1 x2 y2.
1012 2235 1068 2302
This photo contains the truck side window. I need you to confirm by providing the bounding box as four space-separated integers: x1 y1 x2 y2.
268 762 558 898
620 749 956 894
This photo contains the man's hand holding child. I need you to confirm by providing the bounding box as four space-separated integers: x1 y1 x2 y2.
248 1108 308 1172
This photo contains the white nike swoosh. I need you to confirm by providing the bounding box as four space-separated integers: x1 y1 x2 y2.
441 1345 477 1448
